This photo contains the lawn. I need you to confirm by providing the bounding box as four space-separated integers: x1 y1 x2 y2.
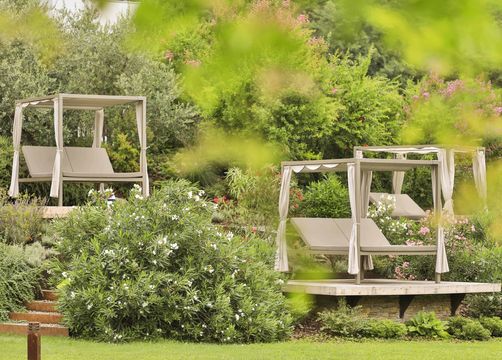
1 335 502 360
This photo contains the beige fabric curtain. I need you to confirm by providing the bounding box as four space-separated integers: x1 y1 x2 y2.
136 102 149 196
361 170 374 270
438 149 455 215
472 149 487 202
392 153 406 194
347 163 359 275
275 166 292 272
8 105 24 197
435 226 449 273
50 97 62 198
92 109 104 148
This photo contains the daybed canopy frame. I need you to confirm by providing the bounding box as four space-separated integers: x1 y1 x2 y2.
8 94 149 205
275 158 447 284
354 145 487 215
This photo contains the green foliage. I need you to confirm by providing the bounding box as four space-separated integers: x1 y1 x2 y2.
402 76 502 147
48 180 292 343
0 243 41 320
405 311 449 339
362 319 407 339
307 0 418 84
0 136 13 189
298 174 350 218
318 301 368 338
479 316 502 337
465 294 502 319
318 300 406 339
214 167 279 234
0 189 45 245
447 316 491 341
320 53 404 158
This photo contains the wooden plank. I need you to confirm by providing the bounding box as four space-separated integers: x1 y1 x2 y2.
283 279 501 297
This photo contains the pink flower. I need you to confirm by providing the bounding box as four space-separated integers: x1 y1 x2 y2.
422 92 430 99
418 226 430 236
330 87 338 95
164 50 174 61
296 14 309 24
494 106 502 116
184 59 201 67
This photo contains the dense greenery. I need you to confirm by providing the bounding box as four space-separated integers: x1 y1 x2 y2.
48 181 291 343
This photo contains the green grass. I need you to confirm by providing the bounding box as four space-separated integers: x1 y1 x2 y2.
1 335 502 360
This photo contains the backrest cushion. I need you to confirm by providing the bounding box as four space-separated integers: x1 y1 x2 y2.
291 217 348 248
65 147 114 174
22 146 72 177
370 192 426 219
335 218 390 247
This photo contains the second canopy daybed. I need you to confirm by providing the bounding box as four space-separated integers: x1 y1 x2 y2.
354 145 487 216
275 158 448 284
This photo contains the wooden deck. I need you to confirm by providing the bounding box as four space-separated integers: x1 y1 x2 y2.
41 206 76 219
284 279 501 296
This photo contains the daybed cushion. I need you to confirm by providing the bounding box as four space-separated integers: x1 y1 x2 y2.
369 192 427 220
64 147 114 174
22 146 72 178
291 217 436 254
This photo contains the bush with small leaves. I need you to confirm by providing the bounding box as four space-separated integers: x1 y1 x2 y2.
447 316 491 341
405 311 449 339
0 243 42 320
48 180 292 343
317 300 368 338
362 319 407 339
479 316 502 337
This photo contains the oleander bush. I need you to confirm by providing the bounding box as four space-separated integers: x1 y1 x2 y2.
48 180 292 343
447 316 491 341
405 311 449 339
0 243 42 321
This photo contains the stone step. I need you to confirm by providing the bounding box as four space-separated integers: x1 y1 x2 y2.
41 290 58 301
9 311 63 324
26 300 58 313
0 322 68 337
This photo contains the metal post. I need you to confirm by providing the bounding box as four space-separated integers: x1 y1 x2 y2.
27 322 41 360
355 160 362 285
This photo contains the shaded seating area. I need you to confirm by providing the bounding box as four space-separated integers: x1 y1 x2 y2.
275 158 448 284
8 94 149 205
354 145 487 216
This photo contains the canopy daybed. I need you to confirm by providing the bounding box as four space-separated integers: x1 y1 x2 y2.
354 145 487 216
8 94 149 206
275 158 448 284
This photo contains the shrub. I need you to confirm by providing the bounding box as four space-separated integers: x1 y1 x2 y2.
362 319 407 339
447 316 491 341
0 190 45 245
0 243 41 320
298 175 350 218
317 300 368 338
479 316 502 337
48 180 292 343
405 311 449 339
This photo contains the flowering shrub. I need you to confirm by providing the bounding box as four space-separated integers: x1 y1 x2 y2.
48 180 291 342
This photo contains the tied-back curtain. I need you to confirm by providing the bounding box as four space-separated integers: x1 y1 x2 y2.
392 153 407 194
361 170 374 270
8 105 24 197
438 149 455 215
275 166 292 272
435 226 449 273
472 149 487 202
347 163 359 274
50 98 62 198
136 102 149 196
92 109 104 148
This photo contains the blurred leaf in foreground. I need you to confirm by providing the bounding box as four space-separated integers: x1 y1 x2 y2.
0 1 63 64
